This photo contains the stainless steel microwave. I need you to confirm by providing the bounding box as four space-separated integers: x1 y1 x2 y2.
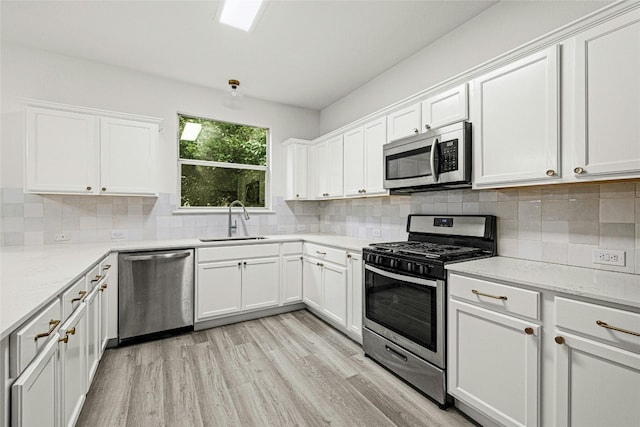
383 121 472 193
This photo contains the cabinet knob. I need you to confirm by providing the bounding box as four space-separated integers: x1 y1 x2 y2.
101 187 107 192
347 254 352 259
524 327 534 335
86 186 92 191
545 170 556 177
555 336 565 345
238 262 242 267
413 128 419 134
296 194 299 198
573 166 585 174
425 124 431 130
362 189 366 194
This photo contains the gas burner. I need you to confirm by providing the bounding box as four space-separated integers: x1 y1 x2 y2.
371 241 486 259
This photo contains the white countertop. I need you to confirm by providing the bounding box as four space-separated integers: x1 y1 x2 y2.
446 257 640 310
0 234 374 340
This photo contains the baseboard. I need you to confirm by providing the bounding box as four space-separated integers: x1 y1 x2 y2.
194 303 306 330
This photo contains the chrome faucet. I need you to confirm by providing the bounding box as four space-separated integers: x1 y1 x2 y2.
228 200 250 237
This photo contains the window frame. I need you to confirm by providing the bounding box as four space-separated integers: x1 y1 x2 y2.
176 112 272 213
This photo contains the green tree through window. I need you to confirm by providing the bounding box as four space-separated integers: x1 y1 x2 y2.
178 114 268 208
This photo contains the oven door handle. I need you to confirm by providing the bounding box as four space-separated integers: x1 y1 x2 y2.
365 264 437 288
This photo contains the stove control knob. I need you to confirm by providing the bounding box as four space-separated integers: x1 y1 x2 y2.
405 262 413 273
389 259 398 269
416 264 429 275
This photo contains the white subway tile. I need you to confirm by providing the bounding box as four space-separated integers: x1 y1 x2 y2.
599 223 635 249
542 221 569 243
541 241 568 265
24 203 44 218
568 243 598 268
600 199 634 223
600 182 635 199
569 221 599 245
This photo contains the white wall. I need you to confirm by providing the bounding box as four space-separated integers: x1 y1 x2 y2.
0 43 320 197
319 0 612 133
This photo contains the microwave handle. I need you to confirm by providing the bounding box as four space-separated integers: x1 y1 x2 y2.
430 138 440 182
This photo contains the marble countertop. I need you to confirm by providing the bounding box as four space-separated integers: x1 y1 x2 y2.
446 257 640 310
0 234 375 340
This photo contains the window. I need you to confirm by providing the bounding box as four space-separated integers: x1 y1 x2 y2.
178 114 269 209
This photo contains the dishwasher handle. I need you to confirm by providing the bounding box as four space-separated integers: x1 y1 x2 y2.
122 251 192 262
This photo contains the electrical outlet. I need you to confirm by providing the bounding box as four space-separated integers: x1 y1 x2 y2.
111 230 128 240
592 249 626 266
54 233 70 242
296 225 306 231
372 229 381 238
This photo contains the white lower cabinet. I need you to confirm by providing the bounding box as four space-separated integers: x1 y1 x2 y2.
197 261 243 319
302 257 323 310
321 263 347 327
346 252 363 341
59 304 87 427
448 299 540 427
85 288 100 385
282 255 304 304
241 257 280 311
11 336 60 427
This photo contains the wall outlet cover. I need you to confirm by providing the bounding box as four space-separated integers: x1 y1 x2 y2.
592 249 626 267
54 232 70 241
111 230 128 240
296 225 306 231
372 229 382 238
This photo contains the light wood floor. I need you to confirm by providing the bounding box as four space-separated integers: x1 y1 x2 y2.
77 310 474 427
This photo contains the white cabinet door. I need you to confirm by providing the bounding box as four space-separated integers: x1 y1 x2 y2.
472 45 560 187
85 288 100 386
343 127 365 197
346 253 363 339
421 83 468 130
282 255 303 304
11 335 60 427
387 103 421 141
285 142 308 200
554 332 640 427
302 258 322 310
59 304 87 427
363 117 388 196
322 263 347 328
448 300 540 427
25 107 98 195
242 257 280 311
100 117 158 196
326 135 344 198
572 9 640 179
314 141 329 198
98 281 110 353
306 144 319 200
197 261 242 320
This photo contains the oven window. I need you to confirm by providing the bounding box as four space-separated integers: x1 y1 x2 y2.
386 147 431 180
365 267 437 351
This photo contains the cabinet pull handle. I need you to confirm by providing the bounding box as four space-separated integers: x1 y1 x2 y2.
347 254 352 259
596 320 640 337
296 194 299 198
413 128 419 134
91 275 103 283
243 261 247 267
59 335 69 344
86 186 92 191
362 189 366 193
99 284 108 292
524 327 534 335
102 264 111 270
101 187 107 192
425 124 431 130
555 336 565 345
238 262 242 267
316 251 327 255
71 291 87 303
472 289 507 301
34 319 61 341
574 166 585 174
545 169 556 177
316 262 324 267
66 327 76 335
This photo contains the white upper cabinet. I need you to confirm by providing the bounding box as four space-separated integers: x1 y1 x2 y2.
315 135 344 199
387 103 421 142
25 107 98 195
100 117 158 196
572 9 640 180
343 127 365 197
471 45 560 188
284 139 309 200
421 83 468 131
25 102 161 196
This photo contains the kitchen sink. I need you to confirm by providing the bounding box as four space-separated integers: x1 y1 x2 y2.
199 236 268 242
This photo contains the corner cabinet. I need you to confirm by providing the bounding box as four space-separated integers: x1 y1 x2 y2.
471 45 560 188
25 101 161 197
571 9 640 180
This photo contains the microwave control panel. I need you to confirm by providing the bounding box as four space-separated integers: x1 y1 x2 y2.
439 139 458 172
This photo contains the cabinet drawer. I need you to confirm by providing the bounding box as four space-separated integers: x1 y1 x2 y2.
282 241 303 256
199 243 280 262
556 297 640 348
303 243 347 266
86 263 102 289
449 273 539 320
61 277 87 319
10 299 62 376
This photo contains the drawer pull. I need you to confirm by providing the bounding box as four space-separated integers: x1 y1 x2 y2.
34 319 61 341
90 275 103 283
472 289 508 301
59 335 69 344
524 327 534 335
99 284 108 292
316 251 327 255
385 345 408 362
555 336 565 345
596 320 640 337
102 264 111 270
316 262 324 267
71 291 87 303
66 327 76 335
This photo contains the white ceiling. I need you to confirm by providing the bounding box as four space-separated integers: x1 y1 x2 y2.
1 0 497 111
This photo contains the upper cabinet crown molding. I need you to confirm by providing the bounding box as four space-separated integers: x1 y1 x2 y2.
24 100 161 197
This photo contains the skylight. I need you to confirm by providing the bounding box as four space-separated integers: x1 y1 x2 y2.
180 122 202 141
218 0 264 32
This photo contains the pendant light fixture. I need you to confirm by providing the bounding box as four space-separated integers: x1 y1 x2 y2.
229 79 240 96
224 79 244 110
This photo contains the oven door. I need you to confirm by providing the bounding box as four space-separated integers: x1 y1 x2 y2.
363 264 445 368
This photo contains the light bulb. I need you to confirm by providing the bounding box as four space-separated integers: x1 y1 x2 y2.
231 88 238 97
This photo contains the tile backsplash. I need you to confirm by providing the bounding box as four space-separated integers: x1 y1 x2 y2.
2 180 639 275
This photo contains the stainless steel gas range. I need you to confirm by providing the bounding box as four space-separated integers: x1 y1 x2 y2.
362 214 497 406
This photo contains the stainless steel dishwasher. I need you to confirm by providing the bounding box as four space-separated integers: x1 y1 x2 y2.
118 249 194 344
